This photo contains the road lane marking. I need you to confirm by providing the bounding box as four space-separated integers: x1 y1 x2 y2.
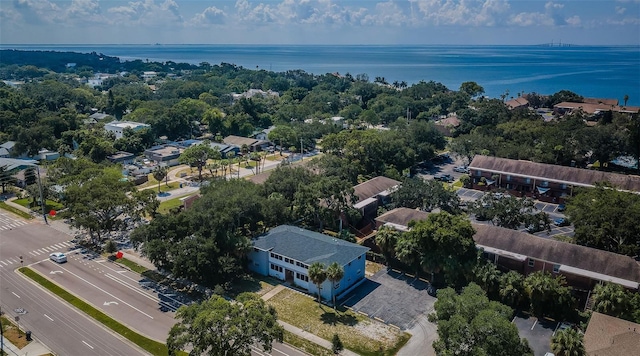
44 314 54 321
104 274 159 302
12 292 20 298
55 264 154 319
82 341 94 349
531 319 538 330
29 251 37 256
1 261 9 266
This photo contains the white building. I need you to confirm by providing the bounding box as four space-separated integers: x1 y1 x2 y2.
104 121 150 139
248 225 369 302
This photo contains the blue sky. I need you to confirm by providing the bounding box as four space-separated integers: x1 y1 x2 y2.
1 0 639 45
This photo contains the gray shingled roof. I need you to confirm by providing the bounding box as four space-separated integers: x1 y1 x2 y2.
469 155 640 192
253 225 369 266
473 224 640 284
353 176 401 202
375 207 429 227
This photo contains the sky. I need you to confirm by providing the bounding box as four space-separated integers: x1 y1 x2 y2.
1 0 639 45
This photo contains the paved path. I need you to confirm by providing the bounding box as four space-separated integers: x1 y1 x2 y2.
0 335 52 356
261 285 360 356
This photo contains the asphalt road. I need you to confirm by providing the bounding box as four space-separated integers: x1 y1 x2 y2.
0 216 146 356
1 213 308 356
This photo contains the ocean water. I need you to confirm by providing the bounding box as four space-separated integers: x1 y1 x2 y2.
3 44 640 105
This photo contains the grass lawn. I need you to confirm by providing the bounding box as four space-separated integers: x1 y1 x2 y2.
227 274 279 298
13 198 64 213
116 257 150 274
267 289 410 356
19 267 183 356
157 194 194 214
283 331 332 356
366 261 385 276
451 180 463 189
0 202 32 219
1 315 29 349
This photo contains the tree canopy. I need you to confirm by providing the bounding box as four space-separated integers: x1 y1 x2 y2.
167 293 284 356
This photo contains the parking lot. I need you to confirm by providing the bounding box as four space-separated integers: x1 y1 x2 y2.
512 313 557 356
341 269 434 330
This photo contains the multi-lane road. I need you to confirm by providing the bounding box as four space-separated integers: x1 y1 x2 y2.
0 212 146 355
0 211 307 356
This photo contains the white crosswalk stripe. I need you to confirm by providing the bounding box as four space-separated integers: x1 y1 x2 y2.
0 261 8 266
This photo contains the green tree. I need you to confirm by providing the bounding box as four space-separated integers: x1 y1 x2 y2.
567 184 640 256
395 212 477 286
498 271 528 309
167 293 284 356
391 177 461 214
551 328 585 356
431 283 532 356
591 282 631 319
331 333 344 354
0 165 16 194
308 262 327 302
63 168 142 244
459 81 485 98
152 166 168 193
375 225 400 264
623 94 629 106
104 239 118 254
326 262 344 308
524 271 574 320
179 143 216 181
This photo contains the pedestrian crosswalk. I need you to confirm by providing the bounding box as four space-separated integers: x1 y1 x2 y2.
0 211 30 231
0 240 74 267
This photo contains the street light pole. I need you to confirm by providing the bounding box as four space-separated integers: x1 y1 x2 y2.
36 165 48 225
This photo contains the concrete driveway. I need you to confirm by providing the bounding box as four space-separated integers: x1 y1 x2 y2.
341 269 437 355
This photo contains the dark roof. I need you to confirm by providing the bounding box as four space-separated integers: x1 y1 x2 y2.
375 208 429 227
584 312 640 356
472 224 640 284
469 155 640 192
223 135 266 147
253 225 369 266
353 176 401 202
583 98 619 106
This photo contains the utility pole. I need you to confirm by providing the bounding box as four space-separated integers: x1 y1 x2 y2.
36 165 48 225
300 138 303 161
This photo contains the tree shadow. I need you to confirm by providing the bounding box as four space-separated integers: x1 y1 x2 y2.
320 308 358 326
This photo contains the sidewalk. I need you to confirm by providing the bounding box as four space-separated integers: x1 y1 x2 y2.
1 333 52 356
261 285 360 356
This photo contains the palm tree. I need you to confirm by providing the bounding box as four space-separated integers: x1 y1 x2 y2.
624 94 629 106
326 262 344 308
375 226 399 265
551 328 585 356
592 282 630 318
152 166 168 194
226 151 236 178
499 271 527 308
308 262 327 302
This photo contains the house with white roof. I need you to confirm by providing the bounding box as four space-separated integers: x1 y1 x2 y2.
104 121 150 139
248 225 369 301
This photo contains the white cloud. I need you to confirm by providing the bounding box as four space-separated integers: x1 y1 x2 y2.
615 6 626 14
191 6 227 26
412 0 510 26
509 0 582 27
565 15 580 26
362 1 407 26
544 2 564 10
107 0 184 26
509 12 553 27
65 0 103 23
12 0 62 24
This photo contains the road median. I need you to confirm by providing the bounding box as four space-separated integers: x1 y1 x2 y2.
18 267 182 356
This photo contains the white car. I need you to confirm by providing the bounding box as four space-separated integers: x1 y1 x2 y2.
49 252 67 263
453 166 469 173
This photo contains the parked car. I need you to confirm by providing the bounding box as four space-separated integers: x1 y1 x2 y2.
453 166 469 173
554 218 570 226
434 174 454 182
557 203 566 212
49 252 67 263
526 224 543 234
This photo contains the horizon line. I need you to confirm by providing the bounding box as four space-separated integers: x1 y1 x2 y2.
2 43 640 47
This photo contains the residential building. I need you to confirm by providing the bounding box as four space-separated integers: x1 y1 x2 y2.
107 151 135 165
553 101 640 116
353 176 400 217
144 145 184 167
505 97 529 110
252 126 275 141
104 121 150 139
474 224 640 292
468 155 640 203
223 135 269 152
584 312 640 356
248 225 369 302
375 207 429 232
231 89 279 101
0 141 16 157
209 142 239 157
434 115 461 137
